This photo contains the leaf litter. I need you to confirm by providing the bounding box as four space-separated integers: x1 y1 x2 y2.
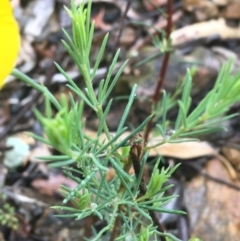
1 0 240 240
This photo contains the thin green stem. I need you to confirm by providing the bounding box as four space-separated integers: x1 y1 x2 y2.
12 69 61 110
81 64 112 142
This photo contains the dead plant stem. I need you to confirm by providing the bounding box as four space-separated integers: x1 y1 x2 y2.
130 137 166 241
144 0 173 143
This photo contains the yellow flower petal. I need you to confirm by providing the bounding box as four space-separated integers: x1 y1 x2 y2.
0 0 20 88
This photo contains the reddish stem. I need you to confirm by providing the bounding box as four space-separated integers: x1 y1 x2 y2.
144 0 173 142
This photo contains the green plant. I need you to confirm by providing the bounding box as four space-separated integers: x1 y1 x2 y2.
0 194 18 231
11 1 240 240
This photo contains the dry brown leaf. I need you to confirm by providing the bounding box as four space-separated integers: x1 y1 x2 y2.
212 0 228 6
183 0 202 10
215 154 238 180
92 8 112 31
105 167 135 182
222 146 240 171
148 141 216 159
149 139 237 179
149 137 236 179
84 129 216 159
31 174 77 196
14 132 35 145
225 2 240 19
119 27 135 46
84 128 238 179
28 144 51 163
171 19 240 46
184 159 240 241
184 0 218 20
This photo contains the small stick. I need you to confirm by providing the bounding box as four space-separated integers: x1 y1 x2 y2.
130 134 166 241
144 0 173 143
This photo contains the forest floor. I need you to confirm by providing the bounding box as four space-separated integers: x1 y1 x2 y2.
1 0 240 241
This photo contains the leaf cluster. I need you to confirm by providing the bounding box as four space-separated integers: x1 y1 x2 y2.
149 60 240 149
